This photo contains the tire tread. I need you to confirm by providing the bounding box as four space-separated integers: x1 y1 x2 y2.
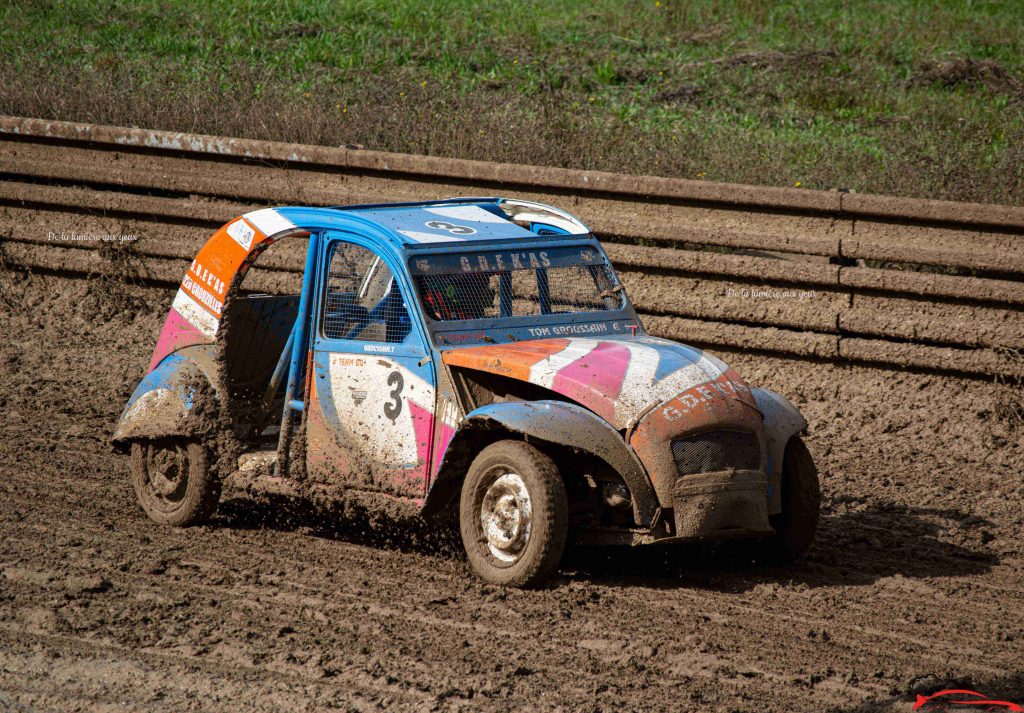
460 440 568 588
760 436 820 562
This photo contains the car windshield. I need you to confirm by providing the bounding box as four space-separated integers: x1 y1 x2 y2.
410 245 625 322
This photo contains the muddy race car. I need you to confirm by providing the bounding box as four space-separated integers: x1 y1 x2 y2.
113 198 820 587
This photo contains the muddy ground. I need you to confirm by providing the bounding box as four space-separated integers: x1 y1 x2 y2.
0 270 1021 712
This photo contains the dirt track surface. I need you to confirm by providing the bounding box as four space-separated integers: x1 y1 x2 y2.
0 271 1022 712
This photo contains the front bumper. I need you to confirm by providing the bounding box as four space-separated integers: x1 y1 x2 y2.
577 467 773 547
670 468 771 538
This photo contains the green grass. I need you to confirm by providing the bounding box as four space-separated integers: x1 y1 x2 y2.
2 0 1023 203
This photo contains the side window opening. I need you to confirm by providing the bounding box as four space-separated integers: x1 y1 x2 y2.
322 242 412 343
221 235 309 426
236 237 307 297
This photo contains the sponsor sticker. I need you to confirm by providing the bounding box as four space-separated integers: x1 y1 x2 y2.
226 219 255 251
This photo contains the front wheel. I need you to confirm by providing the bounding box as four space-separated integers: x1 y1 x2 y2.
130 440 220 526
459 440 568 588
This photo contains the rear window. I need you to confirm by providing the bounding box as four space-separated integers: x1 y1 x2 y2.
410 246 624 322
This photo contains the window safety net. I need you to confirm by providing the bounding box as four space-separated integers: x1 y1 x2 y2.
322 243 412 343
410 247 624 322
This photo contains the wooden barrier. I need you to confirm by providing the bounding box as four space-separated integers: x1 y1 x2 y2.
1 116 1021 377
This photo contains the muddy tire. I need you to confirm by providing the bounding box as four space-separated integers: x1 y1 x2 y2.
757 437 820 562
459 440 568 588
130 440 220 527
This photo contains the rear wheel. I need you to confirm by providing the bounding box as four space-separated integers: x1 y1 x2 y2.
757 437 820 562
130 440 220 526
459 440 568 587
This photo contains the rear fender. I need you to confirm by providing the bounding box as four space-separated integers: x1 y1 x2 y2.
751 388 808 514
111 345 219 447
424 400 657 526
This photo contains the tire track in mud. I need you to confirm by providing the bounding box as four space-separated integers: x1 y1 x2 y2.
6 485 1015 667
0 628 428 711
2 474 1019 710
8 532 1009 685
0 272 1022 711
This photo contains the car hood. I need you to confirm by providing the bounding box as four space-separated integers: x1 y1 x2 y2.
441 336 758 430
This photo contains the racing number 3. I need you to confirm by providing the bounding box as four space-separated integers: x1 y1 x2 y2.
384 370 404 422
425 220 476 236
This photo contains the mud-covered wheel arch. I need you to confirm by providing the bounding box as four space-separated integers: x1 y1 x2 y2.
422 421 518 522
422 403 657 529
424 426 602 523
129 439 221 527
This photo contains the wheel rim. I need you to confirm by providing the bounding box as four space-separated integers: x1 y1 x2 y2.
144 443 190 508
480 472 532 563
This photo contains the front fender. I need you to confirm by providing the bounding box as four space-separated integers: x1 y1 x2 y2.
425 400 658 527
111 346 219 447
751 387 808 514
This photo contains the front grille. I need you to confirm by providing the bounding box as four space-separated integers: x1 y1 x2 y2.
671 430 761 476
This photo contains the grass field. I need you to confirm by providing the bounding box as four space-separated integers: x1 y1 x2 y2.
2 0 1022 203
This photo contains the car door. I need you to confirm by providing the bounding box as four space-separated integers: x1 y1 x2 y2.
306 234 436 499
